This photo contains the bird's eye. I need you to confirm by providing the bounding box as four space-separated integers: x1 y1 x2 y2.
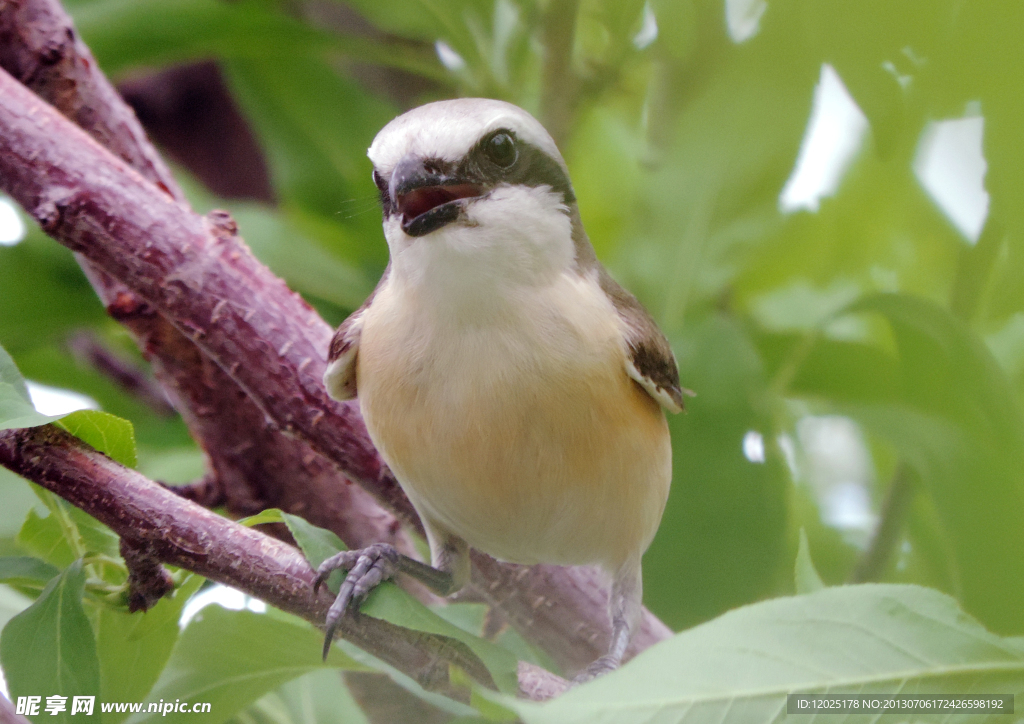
484 132 517 168
372 169 387 191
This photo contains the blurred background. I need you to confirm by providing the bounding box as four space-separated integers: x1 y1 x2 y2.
2 0 1023 703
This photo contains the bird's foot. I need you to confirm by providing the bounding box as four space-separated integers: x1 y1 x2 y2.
313 543 400 660
571 654 620 685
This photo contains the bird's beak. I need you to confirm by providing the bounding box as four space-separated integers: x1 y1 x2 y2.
390 155 483 237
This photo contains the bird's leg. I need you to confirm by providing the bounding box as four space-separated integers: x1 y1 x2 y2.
573 557 643 683
314 530 469 659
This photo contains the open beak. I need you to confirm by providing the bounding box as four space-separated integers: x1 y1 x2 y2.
390 156 483 237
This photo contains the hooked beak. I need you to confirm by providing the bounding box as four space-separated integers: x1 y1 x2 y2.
390 155 483 237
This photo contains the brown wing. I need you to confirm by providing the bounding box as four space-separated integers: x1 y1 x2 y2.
323 265 389 401
598 266 689 413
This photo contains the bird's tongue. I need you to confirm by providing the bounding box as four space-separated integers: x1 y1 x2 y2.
398 184 481 222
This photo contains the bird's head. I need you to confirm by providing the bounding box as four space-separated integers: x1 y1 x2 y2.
368 99 584 288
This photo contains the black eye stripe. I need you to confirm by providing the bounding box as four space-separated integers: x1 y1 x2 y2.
463 133 575 205
372 132 576 220
372 168 393 216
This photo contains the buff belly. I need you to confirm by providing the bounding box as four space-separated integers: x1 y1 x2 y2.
356 275 673 572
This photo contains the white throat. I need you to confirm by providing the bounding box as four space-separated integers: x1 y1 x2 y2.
383 184 575 318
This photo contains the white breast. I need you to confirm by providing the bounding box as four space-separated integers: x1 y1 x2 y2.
356 269 672 571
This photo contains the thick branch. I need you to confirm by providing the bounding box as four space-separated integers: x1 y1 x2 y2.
0 425 502 698
0 87 413 523
0 0 412 557
0 0 182 200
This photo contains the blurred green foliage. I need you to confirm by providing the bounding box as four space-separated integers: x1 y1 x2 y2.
3 0 1024 719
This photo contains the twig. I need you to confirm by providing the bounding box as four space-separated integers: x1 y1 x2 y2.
66 331 176 416
849 462 916 583
119 536 175 613
539 0 580 147
0 425 503 698
949 217 1004 323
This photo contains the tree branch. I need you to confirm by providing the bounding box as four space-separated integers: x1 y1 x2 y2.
0 425 510 699
66 331 176 417
849 462 916 583
0 693 32 724
539 0 580 147
0 0 673 674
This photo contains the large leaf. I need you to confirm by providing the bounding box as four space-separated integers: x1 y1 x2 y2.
70 0 441 79
837 294 1024 634
95 575 204 724
508 585 1024 724
17 493 121 571
0 467 42 557
234 669 370 724
16 508 77 570
0 557 60 588
0 343 63 430
0 584 32 632
0 560 100 723
125 605 364 724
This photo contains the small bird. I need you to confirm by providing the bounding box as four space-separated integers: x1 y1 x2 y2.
317 98 686 681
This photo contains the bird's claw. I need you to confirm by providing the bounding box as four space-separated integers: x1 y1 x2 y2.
571 654 620 685
314 543 400 660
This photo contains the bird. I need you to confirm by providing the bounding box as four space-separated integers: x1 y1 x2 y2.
316 98 687 681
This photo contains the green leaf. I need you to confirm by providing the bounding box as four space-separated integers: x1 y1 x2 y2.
0 467 44 557
17 508 76 570
279 511 348 595
0 343 64 430
282 512 519 696
0 231 105 353
794 529 824 594
236 508 286 528
433 602 555 672
229 206 374 311
95 574 204 724
0 560 101 722
222 54 395 269
506 585 1024 724
0 584 32 632
360 587 519 696
126 605 364 724
56 409 137 468
834 294 1024 634
0 556 60 587
0 342 30 402
236 669 371 724
71 0 442 80
644 316 789 629
17 490 121 571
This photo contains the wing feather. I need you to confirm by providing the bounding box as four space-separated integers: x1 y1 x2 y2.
323 265 389 401
598 267 690 413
